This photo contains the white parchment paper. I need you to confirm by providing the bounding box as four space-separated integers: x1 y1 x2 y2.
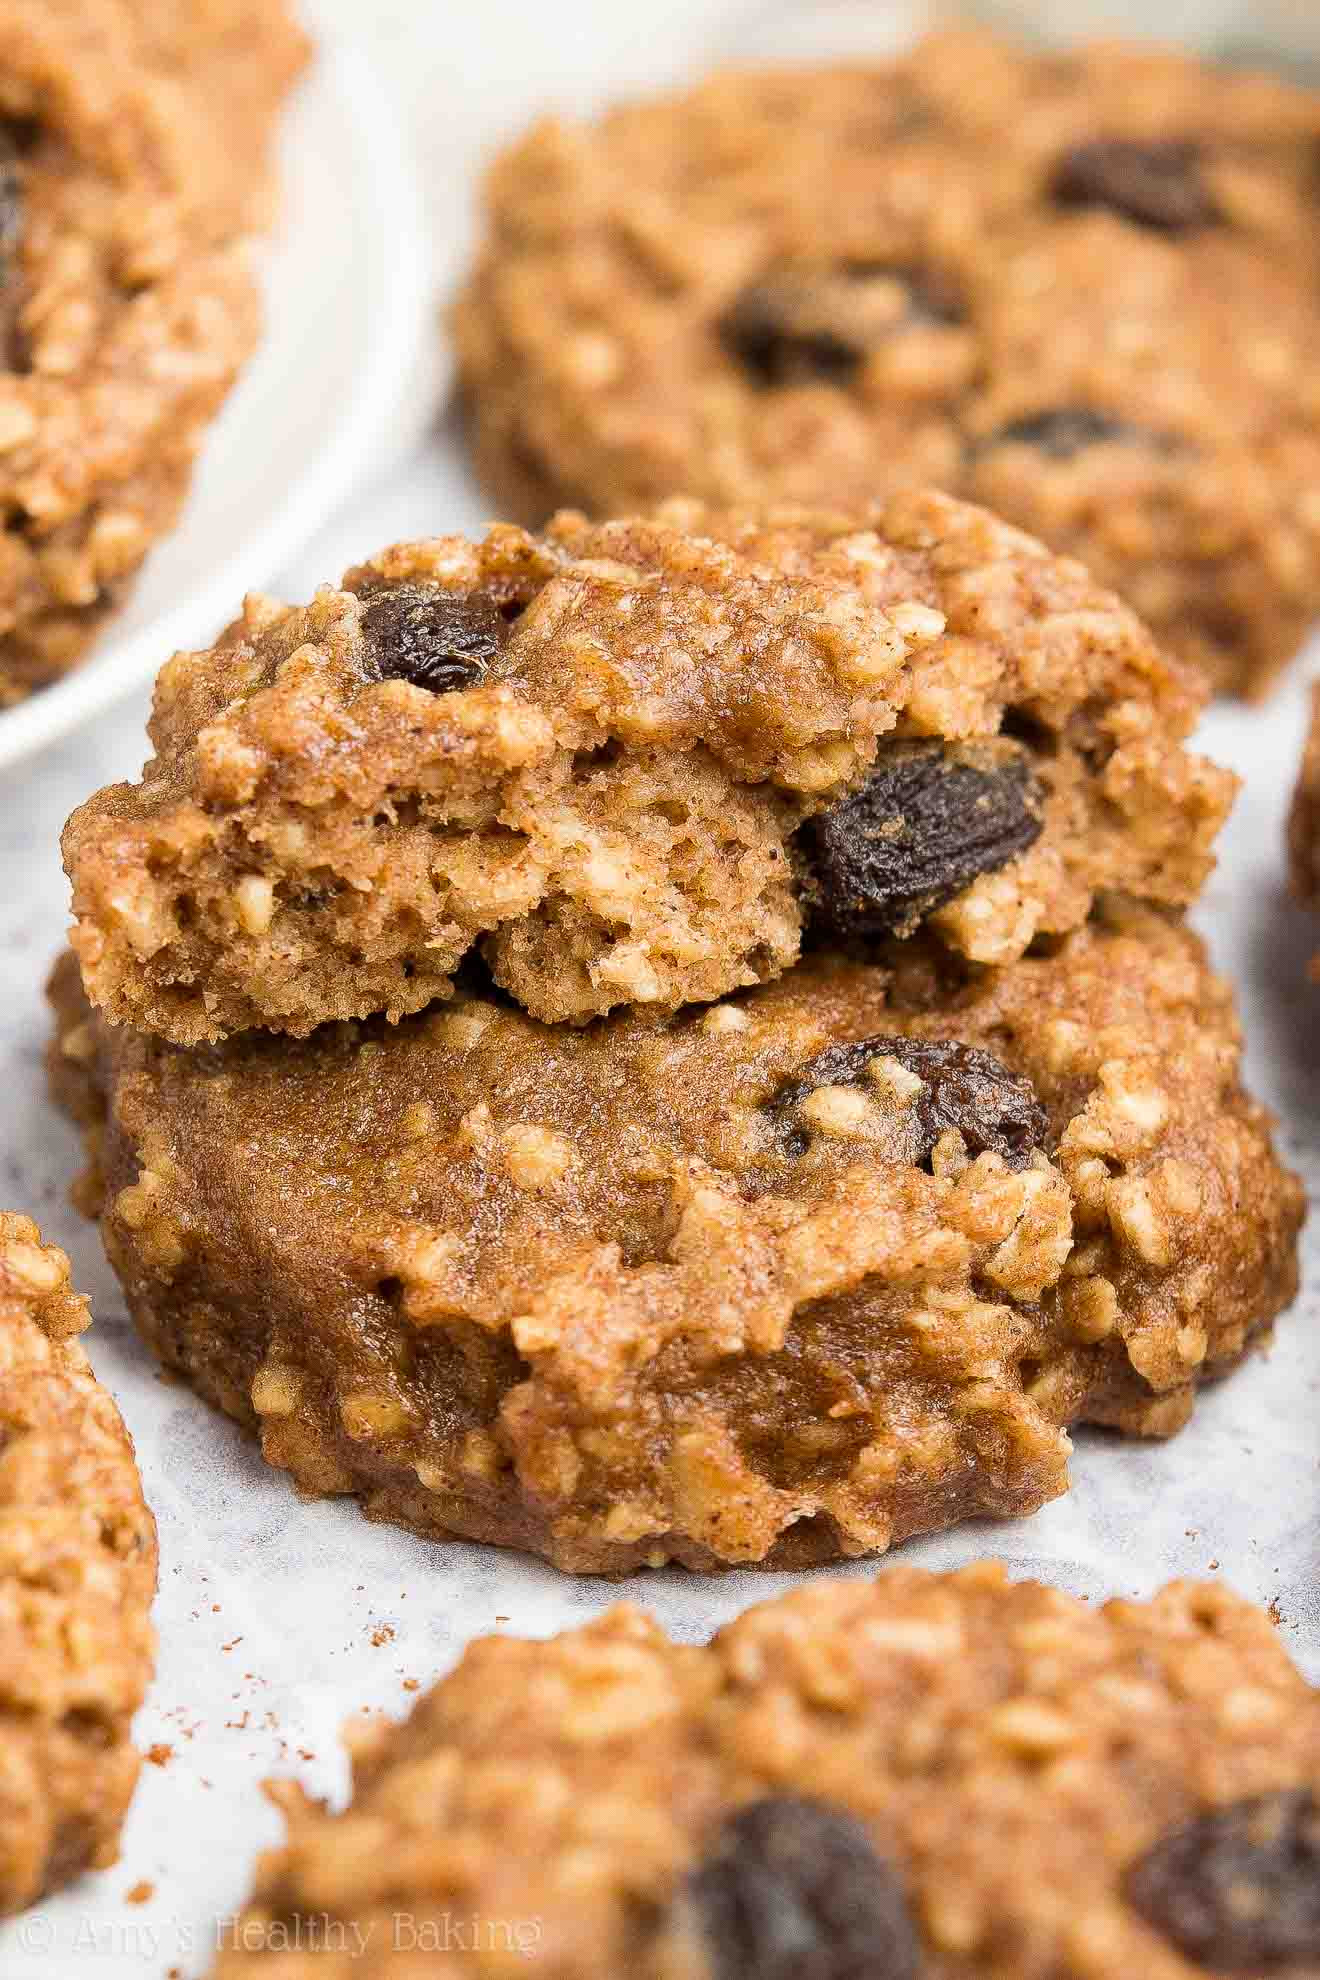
1 6 1318 1969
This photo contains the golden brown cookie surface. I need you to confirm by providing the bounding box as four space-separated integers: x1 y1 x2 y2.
0 0 308 705
49 908 1301 1575
209 1564 1320 1977
0 1214 156 1912
62 494 1233 1043
454 31 1320 696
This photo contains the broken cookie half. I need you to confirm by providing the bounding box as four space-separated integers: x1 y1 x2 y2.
62 491 1233 1044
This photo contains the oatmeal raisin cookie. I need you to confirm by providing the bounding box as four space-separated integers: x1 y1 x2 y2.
0 0 308 704
454 30 1320 695
48 907 1301 1575
62 493 1233 1043
210 1563 1320 1977
0 1213 156 1911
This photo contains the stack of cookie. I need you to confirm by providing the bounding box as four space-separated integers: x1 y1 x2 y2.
51 488 1302 1574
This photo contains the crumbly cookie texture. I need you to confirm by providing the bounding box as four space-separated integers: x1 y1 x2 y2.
62 493 1233 1044
0 1214 156 1912
1288 682 1320 976
49 907 1300 1575
0 0 309 706
454 29 1320 697
209 1563 1320 1979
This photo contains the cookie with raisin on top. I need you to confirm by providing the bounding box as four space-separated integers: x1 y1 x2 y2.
210 1564 1320 1978
454 29 1320 695
62 491 1232 1044
49 906 1300 1575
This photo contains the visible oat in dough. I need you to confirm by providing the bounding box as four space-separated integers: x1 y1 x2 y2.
48 907 1301 1575
1287 682 1320 977
61 493 1234 1043
453 30 1320 695
208 1565 1320 1978
0 1214 156 1912
0 0 308 706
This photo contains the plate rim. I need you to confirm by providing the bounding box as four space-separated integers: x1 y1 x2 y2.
0 27 434 773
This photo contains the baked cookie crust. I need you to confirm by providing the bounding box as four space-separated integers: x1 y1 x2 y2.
0 1214 156 1912
49 907 1301 1575
62 493 1233 1043
454 30 1320 696
210 1563 1320 1978
0 0 308 705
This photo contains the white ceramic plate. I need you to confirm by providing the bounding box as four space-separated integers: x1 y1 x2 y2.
0 27 434 773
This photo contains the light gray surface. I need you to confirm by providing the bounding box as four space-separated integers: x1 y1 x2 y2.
0 3 1318 1973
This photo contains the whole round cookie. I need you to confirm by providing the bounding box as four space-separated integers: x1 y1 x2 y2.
453 30 1320 696
1288 682 1320 976
0 0 308 705
0 1214 156 1912
61 493 1233 1043
49 907 1301 1574
210 1563 1320 1978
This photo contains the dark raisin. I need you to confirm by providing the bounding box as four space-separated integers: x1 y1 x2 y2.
768 1034 1048 1168
722 283 859 387
0 127 24 371
1052 138 1218 233
721 263 962 387
359 585 508 692
687 1797 919 1980
973 407 1152 462
801 739 1043 941
1125 1790 1320 1972
0 131 20 265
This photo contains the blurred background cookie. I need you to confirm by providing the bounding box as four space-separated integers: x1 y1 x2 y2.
455 29 1320 696
0 0 308 708
210 1563 1320 1978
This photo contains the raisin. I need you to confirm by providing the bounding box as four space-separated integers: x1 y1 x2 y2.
721 263 962 387
1126 1790 1320 1971
769 1034 1048 1168
0 127 24 371
359 586 508 692
801 739 1043 941
687 1797 919 1980
975 408 1152 462
1052 138 1217 233
0 130 20 265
